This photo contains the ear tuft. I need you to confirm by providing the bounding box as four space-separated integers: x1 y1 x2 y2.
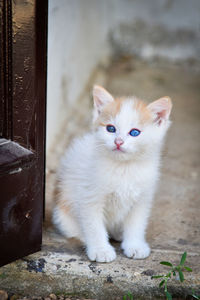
147 97 172 125
93 85 114 115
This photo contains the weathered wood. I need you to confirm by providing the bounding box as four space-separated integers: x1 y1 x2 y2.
0 160 43 266
0 139 34 175
0 0 47 266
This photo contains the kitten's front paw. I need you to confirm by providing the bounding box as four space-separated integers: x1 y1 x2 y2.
121 240 150 259
87 244 116 263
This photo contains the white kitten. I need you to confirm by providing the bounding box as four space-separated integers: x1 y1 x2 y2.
53 85 172 262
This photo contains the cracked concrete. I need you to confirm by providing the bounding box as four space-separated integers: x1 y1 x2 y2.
0 57 200 299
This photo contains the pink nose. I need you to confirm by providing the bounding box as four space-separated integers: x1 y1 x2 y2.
114 137 124 147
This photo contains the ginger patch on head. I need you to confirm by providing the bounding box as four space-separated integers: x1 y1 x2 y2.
97 97 153 128
97 97 126 126
133 99 153 125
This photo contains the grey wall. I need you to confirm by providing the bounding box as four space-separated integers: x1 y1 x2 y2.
47 0 112 151
47 0 200 153
110 0 200 60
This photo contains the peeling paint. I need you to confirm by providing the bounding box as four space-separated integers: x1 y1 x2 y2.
9 167 22 174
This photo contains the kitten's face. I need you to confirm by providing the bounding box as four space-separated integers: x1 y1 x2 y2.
93 85 172 161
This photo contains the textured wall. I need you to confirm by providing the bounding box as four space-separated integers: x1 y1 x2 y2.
110 0 200 60
47 0 112 151
47 0 200 152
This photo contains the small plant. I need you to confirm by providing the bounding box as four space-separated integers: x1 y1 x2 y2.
191 289 200 300
123 291 134 300
152 252 192 300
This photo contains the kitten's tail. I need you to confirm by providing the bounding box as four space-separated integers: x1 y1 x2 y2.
52 204 82 241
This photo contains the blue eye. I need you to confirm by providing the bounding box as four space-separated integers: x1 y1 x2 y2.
106 125 116 133
129 128 141 137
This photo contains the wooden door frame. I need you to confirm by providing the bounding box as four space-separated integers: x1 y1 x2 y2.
0 0 48 266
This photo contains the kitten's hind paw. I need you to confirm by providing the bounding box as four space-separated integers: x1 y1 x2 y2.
121 240 150 259
87 244 116 263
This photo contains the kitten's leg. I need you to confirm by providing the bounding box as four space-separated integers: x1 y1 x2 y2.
121 200 151 259
78 202 116 263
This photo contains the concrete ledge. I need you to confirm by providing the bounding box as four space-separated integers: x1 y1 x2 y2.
0 230 200 300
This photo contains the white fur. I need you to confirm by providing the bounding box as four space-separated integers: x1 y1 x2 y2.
53 92 171 263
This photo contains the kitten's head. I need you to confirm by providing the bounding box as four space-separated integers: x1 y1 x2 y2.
93 85 172 161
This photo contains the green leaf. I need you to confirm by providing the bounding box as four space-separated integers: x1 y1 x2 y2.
191 295 200 300
180 252 187 266
127 292 134 300
123 292 133 300
167 272 172 278
173 271 176 276
165 291 172 300
178 270 184 282
190 289 200 299
184 266 192 272
159 279 165 287
160 261 173 267
152 275 164 279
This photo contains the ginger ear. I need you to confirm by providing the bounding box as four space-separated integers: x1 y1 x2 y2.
147 97 172 125
93 85 114 116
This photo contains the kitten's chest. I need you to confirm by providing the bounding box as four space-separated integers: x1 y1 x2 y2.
104 181 139 224
104 167 142 203
111 180 140 202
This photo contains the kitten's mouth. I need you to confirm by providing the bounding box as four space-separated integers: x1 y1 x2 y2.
113 147 125 153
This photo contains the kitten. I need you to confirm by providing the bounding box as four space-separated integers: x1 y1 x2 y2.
53 85 172 263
